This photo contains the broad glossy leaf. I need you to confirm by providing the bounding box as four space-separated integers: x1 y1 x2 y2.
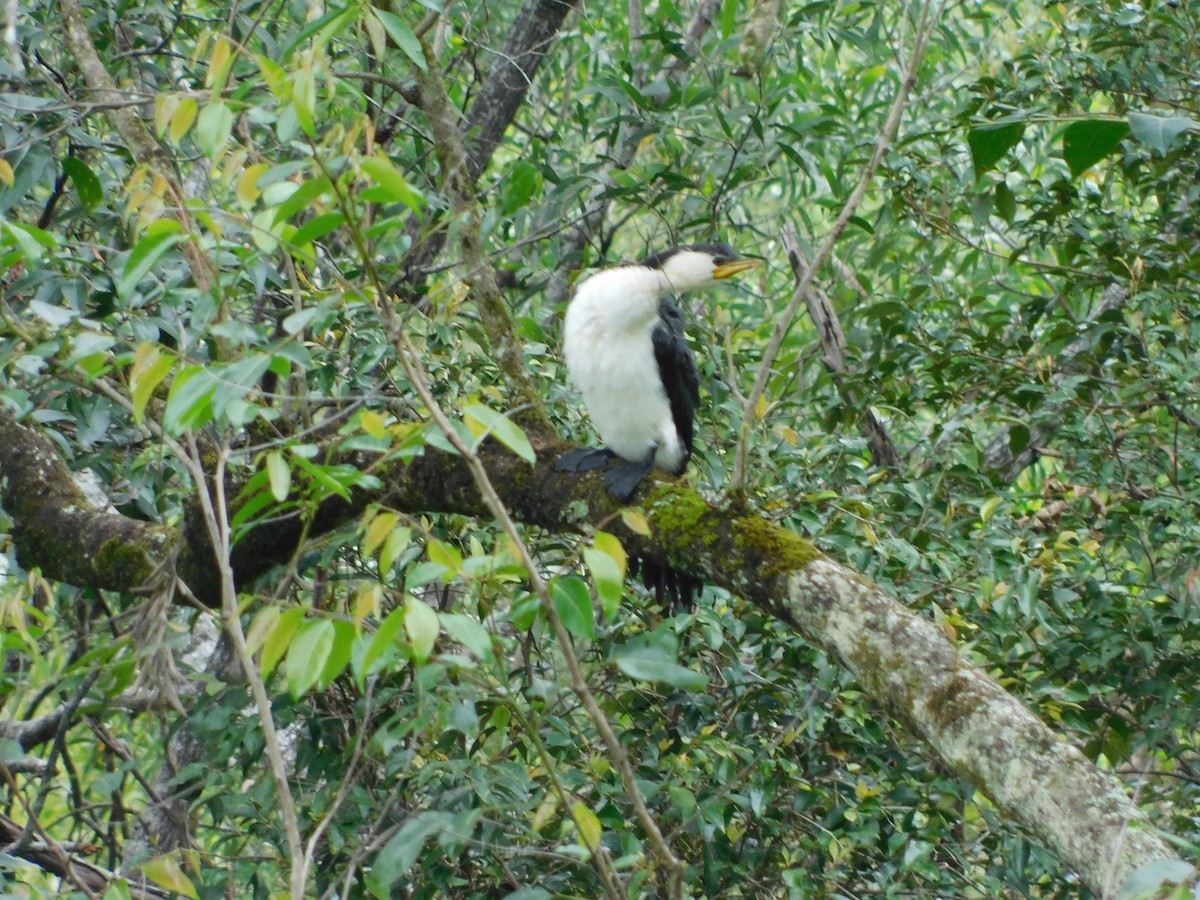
1062 119 1129 177
287 618 334 699
371 10 427 71
261 607 305 679
463 404 535 465
614 644 708 691
140 855 198 899
61 157 101 209
551 575 595 640
967 121 1025 178
1128 112 1196 155
404 596 439 664
119 223 184 299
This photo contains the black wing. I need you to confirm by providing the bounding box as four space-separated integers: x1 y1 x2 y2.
652 299 701 474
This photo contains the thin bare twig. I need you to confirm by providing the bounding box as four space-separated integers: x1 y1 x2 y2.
780 224 901 467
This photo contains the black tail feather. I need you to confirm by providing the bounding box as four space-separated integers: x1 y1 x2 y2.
629 553 702 613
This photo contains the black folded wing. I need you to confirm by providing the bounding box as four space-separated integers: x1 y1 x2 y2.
652 299 701 474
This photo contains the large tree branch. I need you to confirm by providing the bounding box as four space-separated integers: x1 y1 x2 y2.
396 0 580 295
0 405 1180 894
0 404 170 593
462 0 580 183
0 811 170 898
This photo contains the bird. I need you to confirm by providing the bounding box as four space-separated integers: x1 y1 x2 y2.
556 242 760 502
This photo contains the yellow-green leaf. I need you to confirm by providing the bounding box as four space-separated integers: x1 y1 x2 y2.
245 606 280 656
266 451 290 502
405 596 439 664
237 162 269 208
353 583 381 628
380 526 411 575
168 97 198 145
129 342 174 423
140 855 198 899
620 509 651 536
572 801 602 852
154 94 180 138
427 538 463 575
292 53 316 137
361 410 387 438
206 37 233 93
463 403 535 465
261 607 305 679
592 531 627 580
360 154 425 212
364 511 399 556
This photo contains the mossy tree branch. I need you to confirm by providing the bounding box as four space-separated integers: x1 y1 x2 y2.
0 401 1179 895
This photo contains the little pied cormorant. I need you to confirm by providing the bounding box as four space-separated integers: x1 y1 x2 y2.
556 243 760 500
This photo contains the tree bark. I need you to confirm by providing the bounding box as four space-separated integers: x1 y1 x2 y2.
0 405 1180 896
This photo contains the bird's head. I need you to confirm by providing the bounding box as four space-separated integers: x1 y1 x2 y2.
639 242 761 292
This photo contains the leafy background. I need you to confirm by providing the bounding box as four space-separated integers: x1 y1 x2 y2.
0 0 1197 896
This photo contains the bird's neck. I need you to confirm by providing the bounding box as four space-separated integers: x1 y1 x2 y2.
575 266 671 327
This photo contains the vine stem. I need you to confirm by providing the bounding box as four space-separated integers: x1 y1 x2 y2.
730 0 946 494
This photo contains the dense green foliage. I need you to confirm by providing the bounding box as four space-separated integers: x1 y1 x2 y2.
0 0 1197 896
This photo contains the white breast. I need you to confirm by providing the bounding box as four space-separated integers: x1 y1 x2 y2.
563 267 686 472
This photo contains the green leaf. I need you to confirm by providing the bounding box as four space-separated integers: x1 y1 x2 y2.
614 643 708 691
163 366 217 434
994 181 1016 224
129 343 174 423
463 403 535 465
405 596 440 664
3 221 57 264
1128 112 1197 155
1062 119 1129 178
371 10 427 71
287 618 334 699
292 55 316 137
373 813 445 888
501 161 541 214
119 222 185 299
319 620 356 687
440 613 494 661
363 605 407 680
967 121 1025 178
266 451 290 502
583 546 624 620
140 855 198 899
572 801 602 852
290 211 345 248
360 155 425 212
551 575 596 640
245 606 279 656
62 157 102 209
195 101 234 159
261 607 306 680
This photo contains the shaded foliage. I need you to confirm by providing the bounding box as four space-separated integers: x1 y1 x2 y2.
0 0 1196 896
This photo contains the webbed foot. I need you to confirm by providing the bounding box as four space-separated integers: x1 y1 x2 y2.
555 447 615 473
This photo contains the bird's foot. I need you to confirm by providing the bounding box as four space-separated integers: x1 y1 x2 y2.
602 452 656 502
555 447 615 473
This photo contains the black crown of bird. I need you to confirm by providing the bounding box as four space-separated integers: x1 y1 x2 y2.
557 242 761 608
